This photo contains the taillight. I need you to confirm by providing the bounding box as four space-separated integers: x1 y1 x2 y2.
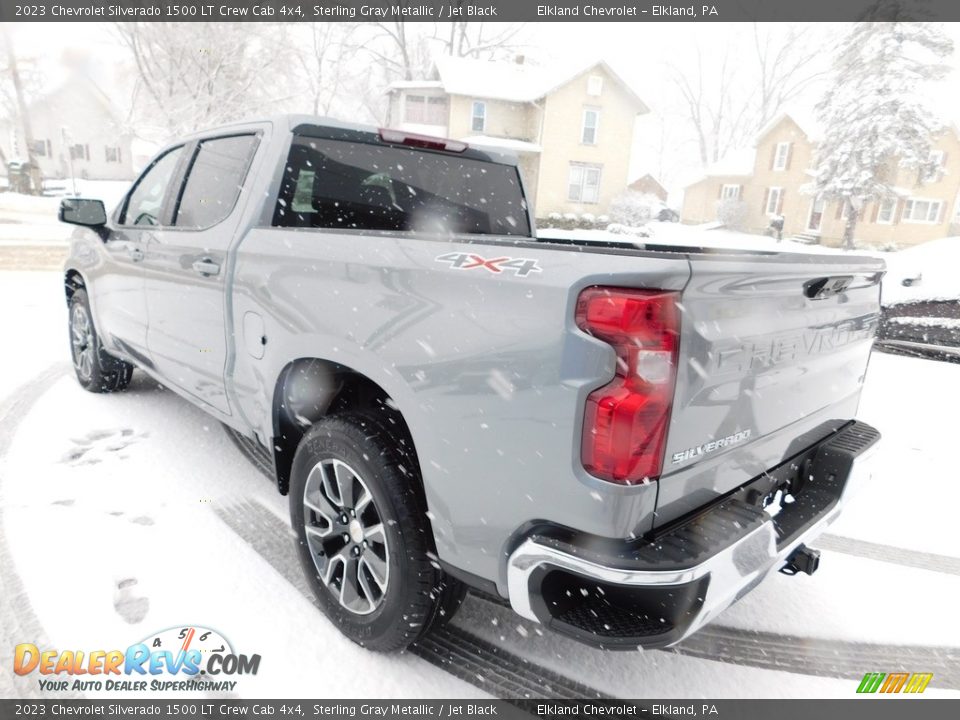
576 286 681 485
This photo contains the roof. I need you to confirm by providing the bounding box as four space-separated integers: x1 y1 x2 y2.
629 173 667 187
388 56 648 113
705 148 757 177
755 109 824 143
681 147 757 188
461 135 542 153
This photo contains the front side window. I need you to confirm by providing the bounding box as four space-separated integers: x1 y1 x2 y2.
568 163 601 203
471 101 486 133
273 136 530 237
121 146 184 226
174 134 258 230
582 109 600 145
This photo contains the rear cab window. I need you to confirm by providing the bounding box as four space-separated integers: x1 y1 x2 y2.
272 135 531 237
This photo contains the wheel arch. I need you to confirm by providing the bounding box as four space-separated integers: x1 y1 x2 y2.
64 268 86 303
270 357 423 503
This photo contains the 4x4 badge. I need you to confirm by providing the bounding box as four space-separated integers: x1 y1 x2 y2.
435 252 542 277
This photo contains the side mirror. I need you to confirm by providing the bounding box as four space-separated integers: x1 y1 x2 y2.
59 198 107 228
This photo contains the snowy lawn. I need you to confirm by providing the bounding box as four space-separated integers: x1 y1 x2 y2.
0 271 958 699
0 181 131 246
880 236 960 306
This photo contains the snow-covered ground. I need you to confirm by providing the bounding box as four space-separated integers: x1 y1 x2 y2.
0 181 130 246
0 271 958 700
880 236 960 306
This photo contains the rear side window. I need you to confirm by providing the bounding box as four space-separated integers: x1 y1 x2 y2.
174 134 258 229
121 146 184 226
273 136 530 236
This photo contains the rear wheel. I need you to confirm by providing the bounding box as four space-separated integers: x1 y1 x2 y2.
290 414 464 651
68 288 134 393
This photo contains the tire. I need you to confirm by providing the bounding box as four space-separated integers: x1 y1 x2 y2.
68 288 134 393
290 413 465 651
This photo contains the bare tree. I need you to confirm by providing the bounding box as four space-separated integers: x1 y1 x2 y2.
359 19 526 82
670 45 751 166
751 23 831 131
669 24 831 168
0 26 43 192
438 21 526 60
114 22 287 140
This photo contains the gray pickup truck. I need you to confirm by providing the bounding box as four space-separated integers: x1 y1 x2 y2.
59 115 883 652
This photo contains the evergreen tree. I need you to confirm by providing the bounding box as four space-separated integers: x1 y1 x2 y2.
813 16 952 249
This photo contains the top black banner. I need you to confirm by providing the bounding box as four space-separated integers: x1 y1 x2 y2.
4 0 960 23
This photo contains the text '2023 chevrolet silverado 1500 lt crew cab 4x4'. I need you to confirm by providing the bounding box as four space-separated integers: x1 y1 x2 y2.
59 116 883 652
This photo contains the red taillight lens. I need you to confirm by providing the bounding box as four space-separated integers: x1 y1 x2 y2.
576 286 681 485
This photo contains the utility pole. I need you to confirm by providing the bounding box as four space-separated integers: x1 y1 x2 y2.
62 127 77 196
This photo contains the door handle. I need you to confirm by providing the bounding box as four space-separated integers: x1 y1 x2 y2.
127 246 144 262
192 258 221 277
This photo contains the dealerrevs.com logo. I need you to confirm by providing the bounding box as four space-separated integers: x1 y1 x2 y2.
14 626 261 693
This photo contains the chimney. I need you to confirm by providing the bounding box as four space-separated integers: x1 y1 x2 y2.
515 55 525 65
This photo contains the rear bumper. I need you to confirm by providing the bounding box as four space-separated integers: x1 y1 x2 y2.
506 421 880 649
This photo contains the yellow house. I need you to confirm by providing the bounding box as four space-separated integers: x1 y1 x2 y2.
385 57 648 218
681 112 960 248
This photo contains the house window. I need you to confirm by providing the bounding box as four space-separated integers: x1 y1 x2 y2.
876 197 896 224
587 75 604 96
403 94 447 125
28 139 47 157
471 101 486 133
105 146 122 163
720 184 741 200
903 198 943 224
568 163 602 203
69 144 89 161
765 187 783 215
773 142 791 171
923 150 946 182
581 108 600 145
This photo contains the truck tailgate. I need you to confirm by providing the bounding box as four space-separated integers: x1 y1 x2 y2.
654 252 884 526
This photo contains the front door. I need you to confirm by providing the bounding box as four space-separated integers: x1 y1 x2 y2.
807 195 825 233
96 145 186 365
142 133 260 416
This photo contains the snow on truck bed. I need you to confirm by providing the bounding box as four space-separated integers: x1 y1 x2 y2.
541 224 960 307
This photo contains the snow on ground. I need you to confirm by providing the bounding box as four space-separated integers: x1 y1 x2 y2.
0 181 131 246
887 316 960 329
880 236 960 306
0 272 958 699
